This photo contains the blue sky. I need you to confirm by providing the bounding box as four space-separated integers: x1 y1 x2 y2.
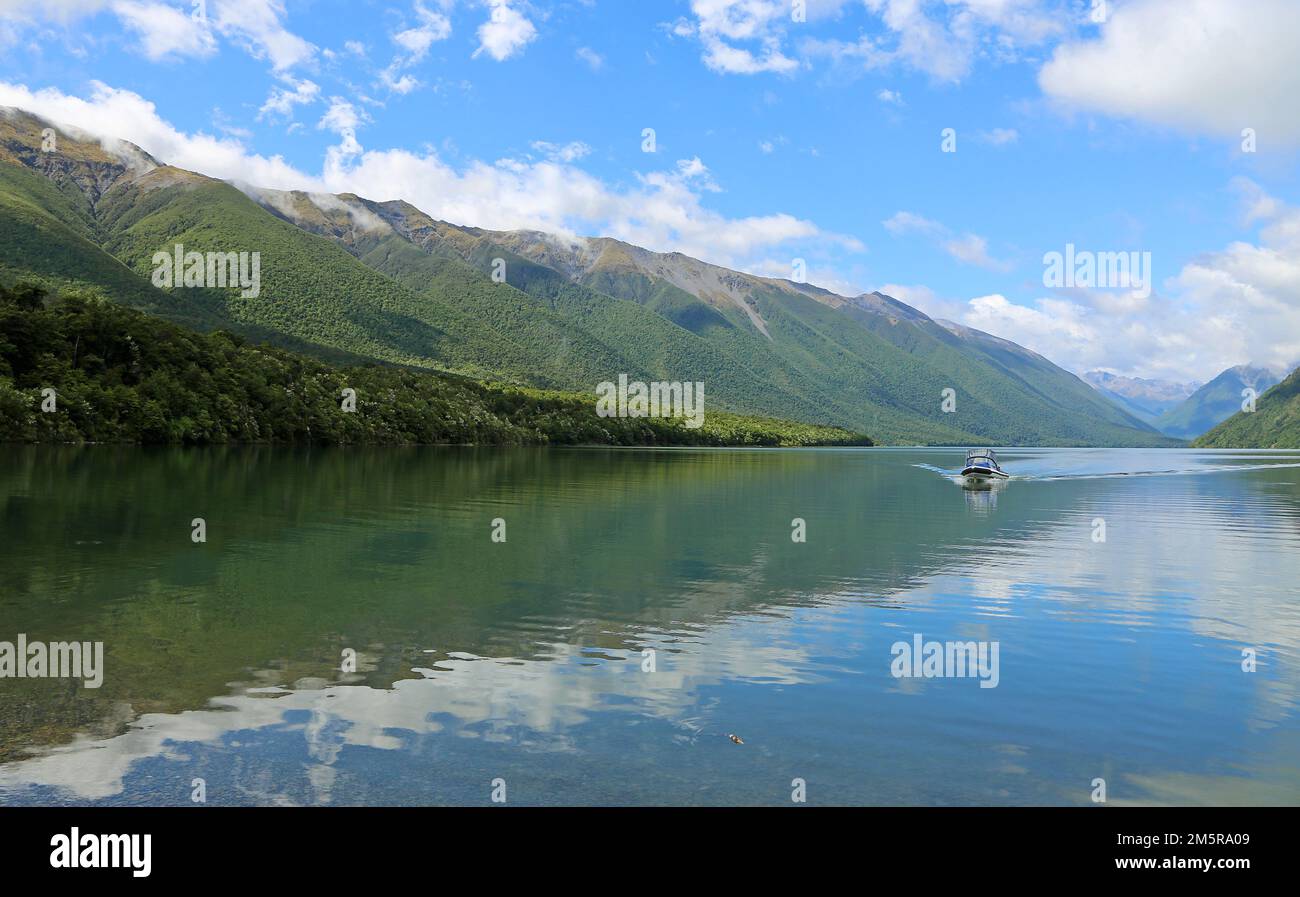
2 0 1299 383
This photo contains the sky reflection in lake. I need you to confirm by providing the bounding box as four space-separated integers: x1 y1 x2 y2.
2 446 1298 805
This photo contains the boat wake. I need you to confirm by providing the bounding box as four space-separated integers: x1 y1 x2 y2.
913 459 1300 483
1022 461 1300 482
913 463 966 484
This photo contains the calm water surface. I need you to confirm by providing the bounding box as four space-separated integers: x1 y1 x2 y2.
1 446 1298 806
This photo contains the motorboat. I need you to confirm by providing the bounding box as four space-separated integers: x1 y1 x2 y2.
960 449 1009 488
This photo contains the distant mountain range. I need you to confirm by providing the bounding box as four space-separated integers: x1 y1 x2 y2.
1086 366 1286 439
0 106 1180 446
1083 371 1199 425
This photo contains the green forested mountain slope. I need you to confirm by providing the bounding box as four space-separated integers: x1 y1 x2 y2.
1155 364 1282 439
1193 366 1300 448
1 106 1178 446
553 233 1165 443
362 215 1173 446
255 188 860 425
99 175 561 381
0 282 867 447
0 156 215 330
0 112 385 367
251 190 976 442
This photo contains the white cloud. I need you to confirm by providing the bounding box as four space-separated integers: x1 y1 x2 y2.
325 145 857 270
1170 187 1300 377
685 0 868 45
318 96 364 134
380 72 420 94
963 292 1103 362
209 0 315 72
694 0 784 41
954 288 1259 385
257 77 319 121
1235 178 1284 227
0 79 312 185
530 140 590 163
876 88 903 105
379 3 453 94
392 24 442 57
667 17 694 38
1039 0 1300 144
857 0 976 82
671 155 716 189
110 0 217 61
575 46 603 70
883 180 1300 382
0 0 111 24
677 0 806 75
700 34 798 75
0 80 862 281
977 127 1017 145
317 96 366 168
393 4 451 58
942 233 1007 270
884 211 1011 271
883 211 944 237
474 0 536 61
800 0 1062 83
877 285 1170 381
0 0 316 71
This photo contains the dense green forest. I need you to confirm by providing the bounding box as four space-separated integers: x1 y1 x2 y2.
0 283 870 447
365 212 1178 446
1194 366 1300 448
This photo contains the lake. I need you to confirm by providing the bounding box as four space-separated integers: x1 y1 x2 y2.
1 446 1298 806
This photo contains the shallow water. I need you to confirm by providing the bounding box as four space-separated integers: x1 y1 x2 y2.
1 446 1298 806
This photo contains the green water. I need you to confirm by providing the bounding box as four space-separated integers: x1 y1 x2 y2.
1 446 1298 805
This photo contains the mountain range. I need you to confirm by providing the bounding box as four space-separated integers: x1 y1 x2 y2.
1196 366 1300 448
0 107 1182 446
1083 371 1199 425
1150 365 1282 440
1084 366 1285 440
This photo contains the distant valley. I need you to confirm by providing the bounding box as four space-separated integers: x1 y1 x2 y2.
1084 371 1199 425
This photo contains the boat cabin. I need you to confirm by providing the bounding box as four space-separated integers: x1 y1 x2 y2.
964 449 1001 470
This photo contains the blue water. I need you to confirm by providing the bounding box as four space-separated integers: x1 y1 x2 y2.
1 446 1298 805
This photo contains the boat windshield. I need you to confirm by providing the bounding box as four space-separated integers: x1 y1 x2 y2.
965 449 999 464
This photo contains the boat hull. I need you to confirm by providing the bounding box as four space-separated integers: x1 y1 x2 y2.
960 467 1010 488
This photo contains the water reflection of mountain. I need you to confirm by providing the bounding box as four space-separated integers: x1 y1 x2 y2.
2 446 1299 803
0 448 1051 742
